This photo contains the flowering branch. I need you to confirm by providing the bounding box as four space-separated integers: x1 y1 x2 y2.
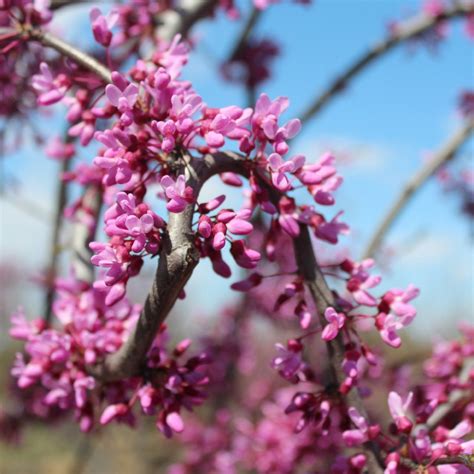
425 356 474 431
298 3 474 125
363 119 473 258
88 150 384 471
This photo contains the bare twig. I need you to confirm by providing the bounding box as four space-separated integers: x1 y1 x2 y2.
26 28 112 82
298 3 474 125
363 119 473 259
227 7 262 61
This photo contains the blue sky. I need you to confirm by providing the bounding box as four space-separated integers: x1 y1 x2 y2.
1 0 472 340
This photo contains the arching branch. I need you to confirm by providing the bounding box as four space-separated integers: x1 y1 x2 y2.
298 3 474 125
363 119 473 259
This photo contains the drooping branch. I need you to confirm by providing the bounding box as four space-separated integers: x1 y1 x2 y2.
298 3 474 125
363 119 473 259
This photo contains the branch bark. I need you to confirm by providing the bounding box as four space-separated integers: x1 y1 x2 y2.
44 157 72 324
363 119 473 259
298 3 474 125
425 357 474 431
26 28 112 82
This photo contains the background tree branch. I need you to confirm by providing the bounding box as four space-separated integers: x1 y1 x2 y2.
298 2 474 125
363 119 473 259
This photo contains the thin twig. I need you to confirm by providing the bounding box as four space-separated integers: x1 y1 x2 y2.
298 3 474 125
363 119 473 259
43 157 72 324
227 7 262 61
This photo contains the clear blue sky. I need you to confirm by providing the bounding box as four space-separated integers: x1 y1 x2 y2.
1 0 472 340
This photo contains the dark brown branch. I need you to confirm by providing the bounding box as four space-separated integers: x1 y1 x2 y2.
298 3 474 125
363 119 473 259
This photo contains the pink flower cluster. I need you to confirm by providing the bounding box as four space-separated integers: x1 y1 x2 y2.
9 278 210 437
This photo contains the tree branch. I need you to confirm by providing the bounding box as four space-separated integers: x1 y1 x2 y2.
298 3 474 125
71 185 103 284
25 28 112 82
88 151 383 471
425 356 474 431
44 157 72 324
227 7 263 61
363 119 473 259
158 0 219 40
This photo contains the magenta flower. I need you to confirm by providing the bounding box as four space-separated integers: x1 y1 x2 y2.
271 341 304 383
161 175 194 213
342 407 369 446
217 208 253 235
45 137 75 160
230 240 261 269
31 62 68 106
321 307 345 341
105 72 139 113
267 153 305 191
388 391 413 433
314 211 350 245
89 7 118 47
252 93 301 154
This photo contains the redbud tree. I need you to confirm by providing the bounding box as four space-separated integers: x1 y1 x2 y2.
1 1 473 473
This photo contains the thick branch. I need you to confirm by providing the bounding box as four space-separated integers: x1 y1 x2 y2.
363 119 473 259
298 3 474 125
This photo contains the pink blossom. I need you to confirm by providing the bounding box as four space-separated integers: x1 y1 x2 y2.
342 407 369 446
105 73 139 113
388 391 413 433
89 7 118 47
271 341 304 383
267 153 305 191
44 137 75 160
161 175 194 213
321 307 345 341
31 62 68 106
